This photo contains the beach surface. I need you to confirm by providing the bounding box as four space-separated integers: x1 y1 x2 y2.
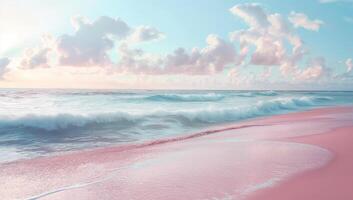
1 106 353 200
247 115 353 200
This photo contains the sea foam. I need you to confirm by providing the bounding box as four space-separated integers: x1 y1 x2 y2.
0 96 332 131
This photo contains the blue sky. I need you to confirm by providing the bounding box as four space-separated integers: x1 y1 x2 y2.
0 0 352 89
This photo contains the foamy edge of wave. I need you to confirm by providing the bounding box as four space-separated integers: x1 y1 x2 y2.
144 93 226 102
0 96 332 131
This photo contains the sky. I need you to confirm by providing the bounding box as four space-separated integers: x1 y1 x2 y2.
0 0 352 90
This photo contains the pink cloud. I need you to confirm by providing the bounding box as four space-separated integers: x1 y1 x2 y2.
9 4 337 86
295 57 330 81
19 47 51 69
18 16 166 69
228 3 333 83
230 3 307 76
117 34 239 75
289 12 324 31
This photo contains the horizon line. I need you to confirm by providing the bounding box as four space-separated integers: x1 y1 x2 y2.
0 87 352 92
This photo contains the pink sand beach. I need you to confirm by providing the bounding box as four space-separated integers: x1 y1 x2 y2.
1 106 353 200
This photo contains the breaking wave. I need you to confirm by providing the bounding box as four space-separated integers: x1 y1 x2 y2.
254 90 278 96
140 91 278 102
0 96 332 131
144 93 226 102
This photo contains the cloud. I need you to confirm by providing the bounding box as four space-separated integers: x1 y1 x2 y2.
128 26 165 43
228 3 336 83
332 58 353 82
0 57 10 79
113 3 328 81
230 3 307 76
19 47 51 69
294 57 329 80
56 16 131 67
336 58 353 81
117 34 239 75
17 34 54 69
8 4 339 87
230 3 270 30
249 34 287 66
17 16 166 69
163 34 238 74
289 12 323 31
346 58 353 72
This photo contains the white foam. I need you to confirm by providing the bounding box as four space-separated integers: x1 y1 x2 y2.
0 96 332 131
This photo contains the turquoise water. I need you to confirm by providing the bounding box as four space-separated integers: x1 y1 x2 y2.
0 89 352 162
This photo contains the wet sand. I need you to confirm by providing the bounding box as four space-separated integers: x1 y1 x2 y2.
0 106 352 200
248 124 353 200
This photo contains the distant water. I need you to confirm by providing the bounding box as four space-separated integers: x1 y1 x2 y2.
0 89 352 163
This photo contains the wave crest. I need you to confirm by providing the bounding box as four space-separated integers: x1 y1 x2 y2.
254 90 278 96
0 96 332 131
142 91 278 102
145 93 226 102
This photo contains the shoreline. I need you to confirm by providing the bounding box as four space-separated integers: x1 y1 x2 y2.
247 124 353 200
3 105 346 165
1 106 352 199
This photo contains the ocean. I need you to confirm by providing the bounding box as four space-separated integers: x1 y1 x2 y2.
0 89 352 163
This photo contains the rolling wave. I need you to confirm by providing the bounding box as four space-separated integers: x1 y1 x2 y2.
234 91 278 97
144 93 226 102
254 90 278 96
143 91 278 102
0 96 332 131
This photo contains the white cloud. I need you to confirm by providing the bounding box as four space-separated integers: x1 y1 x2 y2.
289 12 323 31
230 3 269 30
129 26 165 43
